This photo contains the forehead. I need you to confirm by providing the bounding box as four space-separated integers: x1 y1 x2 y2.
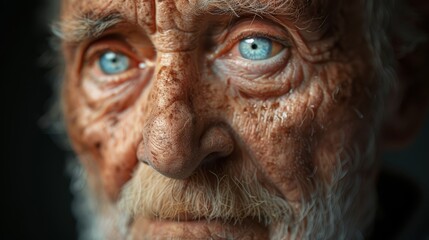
61 0 305 11
59 0 333 43
60 0 325 22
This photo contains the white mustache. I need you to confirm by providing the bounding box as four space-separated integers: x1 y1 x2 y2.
118 163 295 225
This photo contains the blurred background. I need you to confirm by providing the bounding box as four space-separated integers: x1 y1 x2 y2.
1 1 428 239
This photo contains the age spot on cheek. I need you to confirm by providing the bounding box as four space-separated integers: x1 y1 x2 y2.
94 141 102 150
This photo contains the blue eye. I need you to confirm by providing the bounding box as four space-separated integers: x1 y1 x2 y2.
99 51 130 75
238 37 273 60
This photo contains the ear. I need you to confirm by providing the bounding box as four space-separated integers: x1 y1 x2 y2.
381 0 429 149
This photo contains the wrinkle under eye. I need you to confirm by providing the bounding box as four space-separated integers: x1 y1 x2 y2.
239 37 273 60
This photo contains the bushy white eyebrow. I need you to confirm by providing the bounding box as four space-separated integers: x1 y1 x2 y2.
198 0 301 17
53 12 123 43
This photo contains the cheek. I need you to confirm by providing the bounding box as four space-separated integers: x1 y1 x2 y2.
86 116 140 199
228 80 325 201
65 77 151 200
227 61 376 201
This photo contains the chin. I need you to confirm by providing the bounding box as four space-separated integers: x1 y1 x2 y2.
128 217 269 239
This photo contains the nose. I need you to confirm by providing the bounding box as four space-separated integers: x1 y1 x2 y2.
138 54 234 179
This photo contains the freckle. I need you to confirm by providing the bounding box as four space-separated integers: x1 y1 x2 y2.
271 102 280 109
158 66 167 73
115 166 121 173
94 142 102 150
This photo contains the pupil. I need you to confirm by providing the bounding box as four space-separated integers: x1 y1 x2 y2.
251 43 258 50
110 56 118 63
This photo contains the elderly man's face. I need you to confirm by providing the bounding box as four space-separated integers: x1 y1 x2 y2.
61 0 391 239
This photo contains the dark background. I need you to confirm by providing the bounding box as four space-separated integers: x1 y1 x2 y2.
2 1 77 239
1 1 428 239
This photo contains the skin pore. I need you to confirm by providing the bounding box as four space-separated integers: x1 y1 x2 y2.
60 0 392 239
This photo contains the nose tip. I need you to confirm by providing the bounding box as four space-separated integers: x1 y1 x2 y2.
142 102 195 179
139 102 234 179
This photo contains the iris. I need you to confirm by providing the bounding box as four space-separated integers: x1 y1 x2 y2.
238 37 273 60
99 51 130 75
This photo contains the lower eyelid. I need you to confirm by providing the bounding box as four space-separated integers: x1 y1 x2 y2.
82 67 155 110
228 67 300 99
212 49 297 98
88 67 141 86
219 48 290 75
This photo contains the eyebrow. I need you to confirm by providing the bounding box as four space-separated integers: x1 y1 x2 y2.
55 0 314 43
53 12 124 43
199 0 305 17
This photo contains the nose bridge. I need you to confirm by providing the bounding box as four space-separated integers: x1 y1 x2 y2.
151 52 195 110
142 52 199 178
140 51 235 179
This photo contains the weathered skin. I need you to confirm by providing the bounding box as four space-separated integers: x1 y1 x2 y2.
61 0 396 239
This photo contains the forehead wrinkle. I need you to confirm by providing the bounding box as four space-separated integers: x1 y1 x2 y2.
57 0 319 43
134 0 157 33
150 0 312 36
153 0 202 33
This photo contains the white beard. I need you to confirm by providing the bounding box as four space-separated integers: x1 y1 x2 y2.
69 129 378 240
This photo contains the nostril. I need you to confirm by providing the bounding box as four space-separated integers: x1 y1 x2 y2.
199 126 234 169
140 159 149 165
200 152 229 171
136 141 150 166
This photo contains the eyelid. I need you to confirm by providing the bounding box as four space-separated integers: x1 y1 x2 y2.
210 19 292 59
84 39 139 65
81 39 143 88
